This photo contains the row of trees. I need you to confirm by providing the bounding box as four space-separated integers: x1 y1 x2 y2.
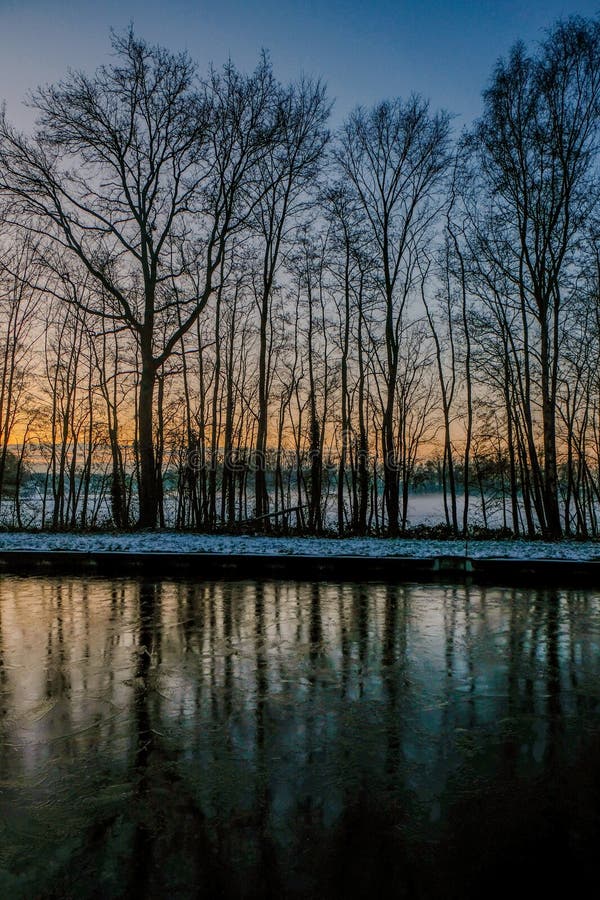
1 19 600 537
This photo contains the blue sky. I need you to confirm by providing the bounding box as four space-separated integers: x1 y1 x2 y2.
1 1 599 129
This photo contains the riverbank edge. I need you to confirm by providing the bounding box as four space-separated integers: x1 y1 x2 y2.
0 549 598 586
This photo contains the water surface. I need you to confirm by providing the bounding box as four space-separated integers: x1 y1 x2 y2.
1 577 599 897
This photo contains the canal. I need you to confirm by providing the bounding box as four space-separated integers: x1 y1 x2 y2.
0 577 598 897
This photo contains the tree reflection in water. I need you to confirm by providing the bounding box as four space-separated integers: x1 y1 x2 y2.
0 576 598 898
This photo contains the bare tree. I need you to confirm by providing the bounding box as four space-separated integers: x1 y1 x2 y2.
251 75 329 524
468 17 600 536
0 236 38 500
335 97 450 534
0 31 277 525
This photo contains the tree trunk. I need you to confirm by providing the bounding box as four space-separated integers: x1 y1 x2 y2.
255 290 270 526
540 318 562 538
138 354 158 528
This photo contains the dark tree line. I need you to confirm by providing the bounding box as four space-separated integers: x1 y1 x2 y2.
0 19 599 536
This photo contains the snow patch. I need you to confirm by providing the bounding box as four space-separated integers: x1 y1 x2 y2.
0 532 599 561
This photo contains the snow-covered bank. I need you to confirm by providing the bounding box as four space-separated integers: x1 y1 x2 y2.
0 531 599 561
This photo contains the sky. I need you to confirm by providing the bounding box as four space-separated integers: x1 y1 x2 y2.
0 0 599 131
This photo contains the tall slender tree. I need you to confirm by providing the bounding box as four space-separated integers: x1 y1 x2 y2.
335 97 450 533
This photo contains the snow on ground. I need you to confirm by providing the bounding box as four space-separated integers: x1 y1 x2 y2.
0 531 599 560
